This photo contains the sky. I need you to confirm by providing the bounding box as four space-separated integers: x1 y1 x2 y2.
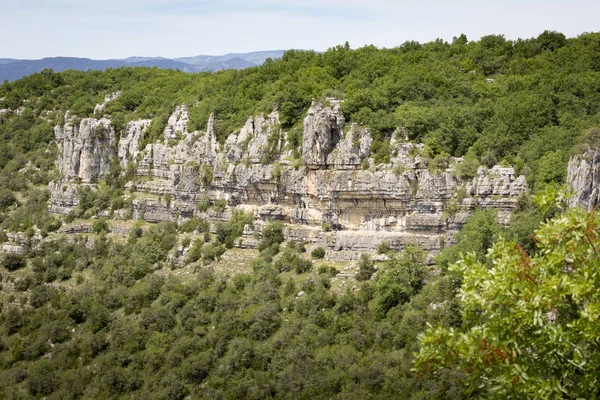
1 0 599 59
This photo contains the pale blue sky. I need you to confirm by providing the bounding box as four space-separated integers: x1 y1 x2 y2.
1 0 598 59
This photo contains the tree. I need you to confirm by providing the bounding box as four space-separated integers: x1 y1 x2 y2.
2 253 26 271
537 30 567 52
414 206 600 398
374 245 426 318
356 253 375 281
436 208 502 269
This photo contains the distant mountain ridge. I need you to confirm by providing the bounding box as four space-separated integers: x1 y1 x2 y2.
0 50 285 82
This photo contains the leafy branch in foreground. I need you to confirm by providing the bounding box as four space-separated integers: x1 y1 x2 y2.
414 206 600 399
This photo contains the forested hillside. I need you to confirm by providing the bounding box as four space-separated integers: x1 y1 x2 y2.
0 31 599 399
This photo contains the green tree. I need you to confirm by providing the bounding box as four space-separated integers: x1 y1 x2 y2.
356 253 375 281
437 208 502 268
374 245 426 318
415 206 600 398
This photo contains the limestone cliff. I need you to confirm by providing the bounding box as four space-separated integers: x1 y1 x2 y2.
50 101 528 258
54 112 116 183
567 146 600 210
302 99 345 167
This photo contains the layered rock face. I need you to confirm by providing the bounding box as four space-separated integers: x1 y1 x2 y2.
54 113 116 182
567 146 600 210
118 120 151 167
50 101 528 257
303 99 345 167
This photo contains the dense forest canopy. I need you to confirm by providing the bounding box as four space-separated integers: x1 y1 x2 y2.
0 30 599 399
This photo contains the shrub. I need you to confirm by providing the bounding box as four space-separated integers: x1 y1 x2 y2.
2 253 26 271
377 241 392 254
311 247 326 259
212 199 227 213
178 217 209 234
200 165 213 186
356 253 375 281
258 221 284 252
92 217 109 234
294 257 313 274
454 154 480 180
0 188 17 211
28 360 60 396
196 196 211 212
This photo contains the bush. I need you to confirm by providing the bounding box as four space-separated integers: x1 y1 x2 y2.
0 188 17 211
2 253 26 271
92 217 109 234
311 247 326 259
258 222 284 252
294 257 313 274
178 217 209 234
28 360 60 396
453 153 479 180
196 196 211 212
356 253 375 281
377 241 392 254
212 199 227 213
202 243 226 263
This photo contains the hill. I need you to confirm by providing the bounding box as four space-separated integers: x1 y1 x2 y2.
0 50 285 82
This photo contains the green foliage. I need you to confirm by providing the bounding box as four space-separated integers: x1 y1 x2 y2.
215 210 253 248
377 241 392 254
0 213 472 400
258 221 284 254
212 198 227 213
437 208 502 269
504 195 544 253
452 153 479 180
92 217 109 234
356 253 375 281
178 216 209 234
415 206 600 398
199 165 213 187
2 253 26 271
374 245 426 318
311 246 326 259
196 196 211 212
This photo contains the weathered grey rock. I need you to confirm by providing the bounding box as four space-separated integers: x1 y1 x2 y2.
326 123 372 169
164 104 189 141
54 114 116 182
567 147 600 210
94 91 121 115
58 222 93 234
302 99 345 167
48 181 79 214
49 101 529 259
118 120 151 167
1 244 27 255
467 166 523 197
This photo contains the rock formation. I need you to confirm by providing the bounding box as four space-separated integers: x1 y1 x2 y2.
93 91 121 115
49 101 528 258
54 112 116 182
302 99 345 167
118 120 151 167
567 146 600 210
163 104 189 141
